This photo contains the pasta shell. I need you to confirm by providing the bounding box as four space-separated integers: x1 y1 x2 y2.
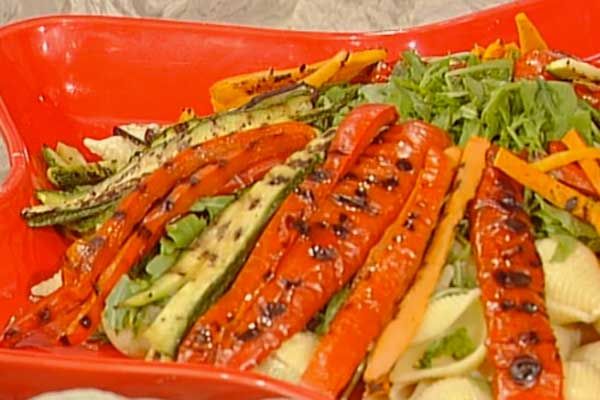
536 238 600 324
564 361 600 400
409 377 492 400
255 331 318 383
390 297 486 385
570 341 600 369
552 324 582 360
412 288 482 344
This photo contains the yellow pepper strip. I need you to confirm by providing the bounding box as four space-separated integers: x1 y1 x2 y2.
364 138 489 383
209 63 315 111
482 39 506 60
301 50 349 87
562 130 600 195
178 107 196 123
329 48 387 83
494 148 600 233
515 12 548 53
472 40 519 60
532 148 600 172
209 49 387 112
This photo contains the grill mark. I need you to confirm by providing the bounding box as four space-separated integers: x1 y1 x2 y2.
291 218 310 236
510 355 542 386
494 270 532 288
396 158 413 171
308 245 337 261
332 193 369 211
505 217 528 233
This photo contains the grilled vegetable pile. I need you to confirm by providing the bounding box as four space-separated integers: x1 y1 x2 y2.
3 11 600 400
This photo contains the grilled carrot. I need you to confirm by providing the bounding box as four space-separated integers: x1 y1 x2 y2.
178 104 398 363
215 121 451 370
301 146 458 397
469 149 563 400
1 122 315 348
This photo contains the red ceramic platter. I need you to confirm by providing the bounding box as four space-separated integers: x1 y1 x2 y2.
0 0 598 398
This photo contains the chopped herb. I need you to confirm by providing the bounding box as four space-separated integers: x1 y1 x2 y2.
416 326 476 369
528 193 600 259
313 287 351 335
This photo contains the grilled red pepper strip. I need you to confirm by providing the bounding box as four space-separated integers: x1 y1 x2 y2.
513 50 600 113
513 50 563 80
301 146 457 397
469 150 563 400
1 122 314 347
215 121 451 370
61 133 308 345
178 104 398 364
547 141 598 197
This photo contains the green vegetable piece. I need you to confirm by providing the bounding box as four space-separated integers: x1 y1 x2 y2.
145 253 179 279
23 92 315 226
529 194 600 256
189 195 236 220
42 145 68 168
65 202 117 234
546 58 600 83
36 189 85 206
416 326 476 369
143 131 331 357
315 287 351 335
166 214 207 249
104 275 148 332
47 161 118 190
56 142 87 166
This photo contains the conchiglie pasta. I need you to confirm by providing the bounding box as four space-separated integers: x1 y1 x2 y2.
564 361 600 400
412 289 482 344
552 324 582 360
409 377 492 400
390 289 486 386
536 238 600 325
255 331 318 383
570 341 600 370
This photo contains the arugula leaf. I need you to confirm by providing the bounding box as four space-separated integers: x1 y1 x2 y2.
528 194 600 258
142 195 235 279
145 253 179 279
166 214 207 249
549 234 580 263
104 275 149 332
443 223 478 289
314 287 351 335
189 195 235 220
416 326 476 369
354 52 600 155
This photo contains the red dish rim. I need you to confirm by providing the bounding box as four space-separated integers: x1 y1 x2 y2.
0 0 553 397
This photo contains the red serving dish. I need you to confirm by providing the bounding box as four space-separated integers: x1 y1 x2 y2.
0 0 598 398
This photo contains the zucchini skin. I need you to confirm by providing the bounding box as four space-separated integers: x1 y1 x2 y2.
22 93 315 227
142 131 332 358
47 161 118 190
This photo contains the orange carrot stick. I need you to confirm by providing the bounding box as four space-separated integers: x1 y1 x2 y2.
178 104 398 363
301 146 457 397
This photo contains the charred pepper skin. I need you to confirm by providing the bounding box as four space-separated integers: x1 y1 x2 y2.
469 149 563 400
214 121 451 371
